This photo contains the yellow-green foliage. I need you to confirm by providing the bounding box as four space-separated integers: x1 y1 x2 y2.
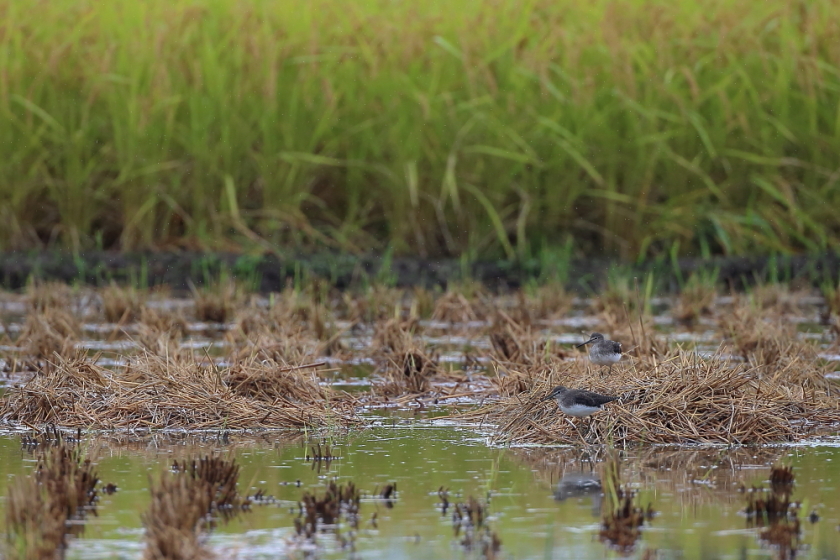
1 0 839 257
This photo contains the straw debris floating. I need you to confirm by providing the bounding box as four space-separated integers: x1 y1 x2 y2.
0 351 359 430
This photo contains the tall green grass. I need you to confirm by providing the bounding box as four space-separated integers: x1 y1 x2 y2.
2 0 840 259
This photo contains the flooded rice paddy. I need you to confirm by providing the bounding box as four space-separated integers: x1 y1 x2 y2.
3 429 840 559
0 282 839 558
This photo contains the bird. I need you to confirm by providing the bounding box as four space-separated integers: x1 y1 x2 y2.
554 473 603 516
576 333 622 375
554 473 602 500
541 386 620 418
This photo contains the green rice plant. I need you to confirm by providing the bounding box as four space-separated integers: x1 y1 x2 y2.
1 0 840 258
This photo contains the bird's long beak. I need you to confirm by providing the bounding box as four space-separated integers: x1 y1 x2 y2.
576 337 595 348
540 394 553 402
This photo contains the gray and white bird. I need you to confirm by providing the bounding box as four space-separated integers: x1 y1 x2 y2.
541 385 620 418
554 473 603 516
576 332 622 375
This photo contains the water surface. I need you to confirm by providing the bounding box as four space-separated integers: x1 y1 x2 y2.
1 427 839 559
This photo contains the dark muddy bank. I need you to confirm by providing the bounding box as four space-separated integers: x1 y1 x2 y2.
0 250 838 292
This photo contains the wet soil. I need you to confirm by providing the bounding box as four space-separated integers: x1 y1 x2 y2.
1 250 839 292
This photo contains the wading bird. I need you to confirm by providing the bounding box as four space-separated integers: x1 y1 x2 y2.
576 333 622 375
541 385 620 442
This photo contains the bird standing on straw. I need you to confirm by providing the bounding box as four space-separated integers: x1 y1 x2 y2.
576 333 622 375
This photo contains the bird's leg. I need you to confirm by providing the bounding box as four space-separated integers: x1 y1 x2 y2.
583 417 595 443
565 418 588 445
608 363 613 376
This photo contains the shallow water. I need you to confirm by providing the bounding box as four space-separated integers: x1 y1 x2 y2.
1 427 839 559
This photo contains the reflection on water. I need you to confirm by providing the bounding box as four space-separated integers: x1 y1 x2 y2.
554 473 602 517
1 428 839 559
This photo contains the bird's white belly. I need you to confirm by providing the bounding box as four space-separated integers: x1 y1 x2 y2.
559 404 601 417
591 353 621 365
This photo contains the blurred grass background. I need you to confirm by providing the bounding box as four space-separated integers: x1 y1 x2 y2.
1 0 839 260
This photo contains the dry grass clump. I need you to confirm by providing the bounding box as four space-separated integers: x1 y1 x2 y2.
673 278 716 328
139 306 189 333
101 283 146 323
224 358 329 403
143 472 213 560
522 282 573 321
26 281 75 313
591 275 641 317
342 285 407 323
0 351 357 430
769 464 795 493
228 301 345 361
432 290 480 323
408 286 436 319
431 282 489 324
15 308 80 362
747 284 808 316
718 306 787 363
5 440 99 560
229 288 346 353
830 315 840 346
371 317 420 352
136 307 189 350
192 280 243 323
274 288 335 329
143 455 248 560
487 361 538 398
231 328 340 364
488 311 568 366
370 319 439 396
719 303 834 390
466 351 840 446
379 351 438 395
0 351 112 427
